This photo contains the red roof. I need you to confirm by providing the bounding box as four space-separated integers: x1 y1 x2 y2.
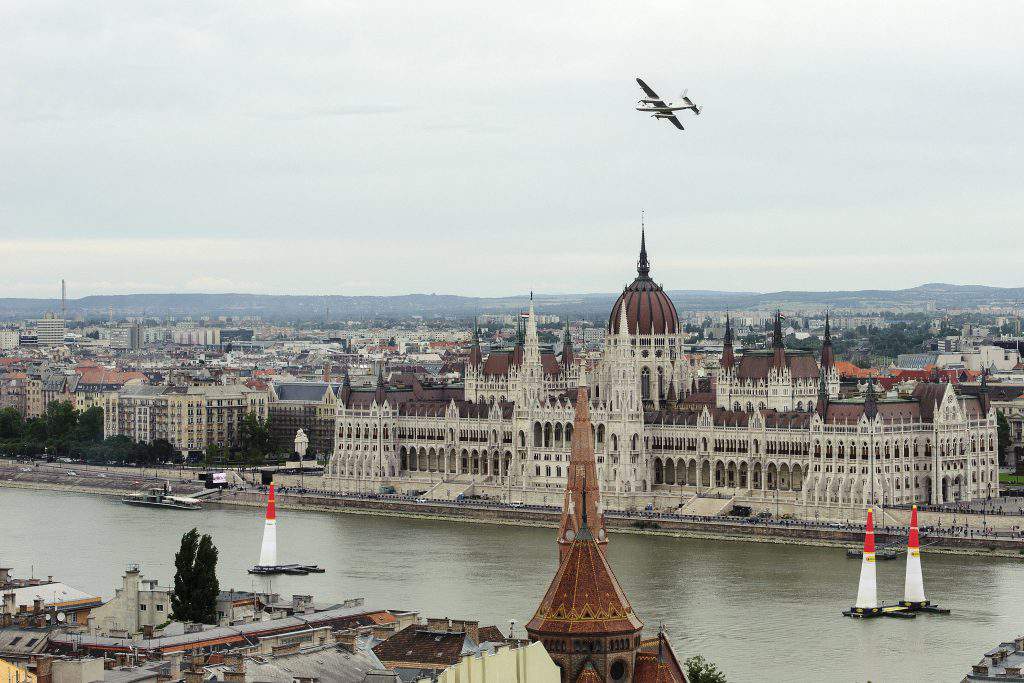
526 534 643 636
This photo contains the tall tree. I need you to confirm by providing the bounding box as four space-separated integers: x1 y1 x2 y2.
240 413 272 457
0 407 22 439
997 411 1012 467
170 528 220 624
75 406 104 442
192 534 220 624
44 401 78 440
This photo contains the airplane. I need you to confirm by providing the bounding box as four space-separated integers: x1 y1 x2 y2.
635 77 701 130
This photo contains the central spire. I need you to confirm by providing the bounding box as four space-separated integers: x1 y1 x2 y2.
557 381 607 561
637 217 650 278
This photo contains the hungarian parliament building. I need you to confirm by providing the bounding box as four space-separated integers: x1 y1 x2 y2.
325 234 999 516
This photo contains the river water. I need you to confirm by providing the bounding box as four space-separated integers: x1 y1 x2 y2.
1 487 1021 682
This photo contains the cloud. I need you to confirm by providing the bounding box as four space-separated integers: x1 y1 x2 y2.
1 0 1022 297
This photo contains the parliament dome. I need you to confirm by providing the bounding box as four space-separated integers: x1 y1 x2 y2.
607 230 679 336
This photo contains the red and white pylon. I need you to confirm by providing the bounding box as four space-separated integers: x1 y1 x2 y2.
903 504 927 606
258 482 278 568
855 507 878 612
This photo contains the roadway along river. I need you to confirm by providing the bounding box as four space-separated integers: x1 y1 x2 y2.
2 487 1022 682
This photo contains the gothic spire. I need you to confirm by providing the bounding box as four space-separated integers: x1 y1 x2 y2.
722 313 735 369
637 221 651 278
816 364 829 416
820 311 835 370
772 310 786 370
864 375 878 420
340 366 352 405
468 322 483 368
557 381 607 561
561 321 575 368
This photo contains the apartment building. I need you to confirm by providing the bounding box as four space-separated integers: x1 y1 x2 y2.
104 384 268 455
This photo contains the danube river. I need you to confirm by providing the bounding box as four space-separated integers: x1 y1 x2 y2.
2 487 1021 681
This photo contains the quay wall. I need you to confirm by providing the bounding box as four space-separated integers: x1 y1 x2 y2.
2 460 1023 557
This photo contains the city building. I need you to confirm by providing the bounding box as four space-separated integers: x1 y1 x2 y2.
434 642 559 683
267 383 343 457
326 233 998 516
965 635 1024 681
103 385 268 455
28 315 66 347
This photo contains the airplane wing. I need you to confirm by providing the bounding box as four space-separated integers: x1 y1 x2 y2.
664 113 684 130
636 77 660 99
636 78 669 108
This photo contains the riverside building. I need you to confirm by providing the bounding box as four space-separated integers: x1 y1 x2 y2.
326 232 999 518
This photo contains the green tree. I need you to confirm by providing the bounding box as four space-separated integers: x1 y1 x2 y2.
0 407 23 439
204 444 225 468
240 413 272 457
171 528 199 621
192 534 220 624
684 655 727 683
44 401 78 440
74 406 104 443
997 411 1011 467
150 438 176 463
171 528 219 624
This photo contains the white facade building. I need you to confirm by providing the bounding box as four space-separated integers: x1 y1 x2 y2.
325 234 999 516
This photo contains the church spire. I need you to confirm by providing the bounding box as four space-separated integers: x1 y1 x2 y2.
557 380 607 561
772 310 786 370
637 218 651 278
820 312 834 370
721 313 735 369
864 375 878 420
468 322 483 368
374 364 387 406
340 366 352 405
561 321 575 368
816 363 829 417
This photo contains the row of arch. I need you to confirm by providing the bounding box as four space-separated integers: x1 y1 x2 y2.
652 457 806 491
398 445 515 479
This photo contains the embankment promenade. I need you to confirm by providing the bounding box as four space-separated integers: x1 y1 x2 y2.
2 459 1022 558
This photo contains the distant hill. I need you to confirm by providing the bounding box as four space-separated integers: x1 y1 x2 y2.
1 283 1021 322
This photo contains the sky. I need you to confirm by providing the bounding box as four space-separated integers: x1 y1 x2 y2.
1 1 1022 299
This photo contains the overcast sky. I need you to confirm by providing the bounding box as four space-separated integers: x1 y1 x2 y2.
1 1 1022 299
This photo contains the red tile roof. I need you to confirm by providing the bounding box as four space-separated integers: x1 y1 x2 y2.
526 534 643 636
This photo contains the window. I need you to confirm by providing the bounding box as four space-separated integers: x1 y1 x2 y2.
140 604 147 611
156 604 164 612
610 660 627 681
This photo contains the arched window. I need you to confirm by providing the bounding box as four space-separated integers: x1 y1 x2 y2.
641 367 651 400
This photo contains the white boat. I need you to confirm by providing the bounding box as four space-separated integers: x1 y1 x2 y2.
121 486 201 510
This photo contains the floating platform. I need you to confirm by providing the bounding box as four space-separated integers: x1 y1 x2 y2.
845 547 898 560
248 563 325 576
843 604 916 619
899 600 950 615
843 601 951 619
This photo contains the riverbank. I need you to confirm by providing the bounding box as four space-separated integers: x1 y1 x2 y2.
4 466 1023 558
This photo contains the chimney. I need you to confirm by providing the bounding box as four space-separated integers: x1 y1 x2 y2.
33 598 44 613
371 624 395 641
335 631 358 653
450 620 479 643
426 617 449 632
184 668 205 683
162 652 183 682
2 592 15 615
32 655 53 683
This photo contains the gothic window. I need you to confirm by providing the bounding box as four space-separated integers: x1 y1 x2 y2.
641 367 651 400
657 367 665 399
